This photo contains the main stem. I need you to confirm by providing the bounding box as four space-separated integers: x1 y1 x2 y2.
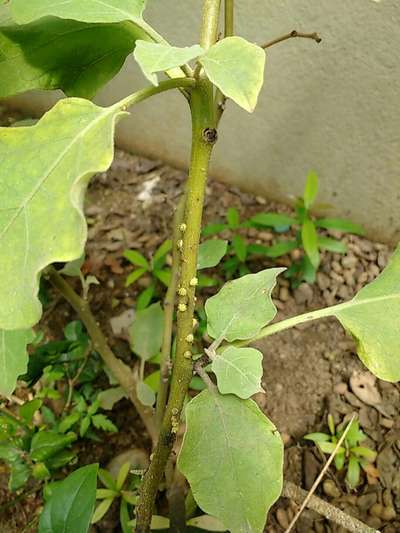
135 80 215 533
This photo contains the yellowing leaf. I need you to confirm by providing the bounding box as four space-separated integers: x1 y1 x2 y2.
205 268 284 342
0 98 125 330
212 346 263 398
134 41 204 85
199 36 266 112
0 329 34 396
334 245 400 381
178 390 283 533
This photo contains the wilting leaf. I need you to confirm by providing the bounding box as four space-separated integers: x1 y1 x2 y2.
178 390 283 533
199 36 266 112
205 269 284 342
0 98 125 331
212 346 263 399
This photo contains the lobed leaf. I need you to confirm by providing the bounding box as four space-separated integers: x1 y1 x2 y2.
0 329 34 396
178 390 283 533
212 346 263 399
134 41 203 85
205 268 284 342
199 36 266 112
39 464 98 533
0 98 125 331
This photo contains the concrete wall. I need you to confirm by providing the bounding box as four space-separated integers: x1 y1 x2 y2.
6 0 400 243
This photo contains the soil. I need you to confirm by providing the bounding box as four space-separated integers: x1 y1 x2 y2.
0 106 399 533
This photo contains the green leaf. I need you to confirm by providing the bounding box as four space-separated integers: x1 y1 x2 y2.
152 239 172 269
205 268 284 342
116 462 131 491
144 370 161 392
318 442 345 455
0 329 34 396
136 381 156 406
318 236 347 253
316 218 365 236
178 390 283 533
98 468 117 491
0 98 125 331
199 36 266 112
11 0 147 24
212 346 263 399
134 41 203 85
123 249 149 269
249 213 296 228
39 464 98 533
153 268 172 287
19 398 42 424
58 412 81 433
346 456 361 488
301 219 320 269
333 246 400 381
197 274 218 288
198 239 228 270
231 235 247 262
187 515 227 531
130 302 164 360
334 450 345 471
226 207 240 228
91 414 118 433
91 498 114 524
97 386 128 410
125 268 147 287
0 12 144 99
303 171 319 209
30 431 77 462
202 223 227 237
249 240 298 258
304 432 332 443
351 446 377 462
136 283 156 310
9 458 30 491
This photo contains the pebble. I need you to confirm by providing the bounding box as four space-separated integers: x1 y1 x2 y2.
331 260 342 273
323 479 341 499
341 255 358 269
380 418 394 429
334 382 348 395
381 506 396 521
279 286 290 302
343 270 356 286
366 516 382 529
294 283 314 305
357 492 377 511
369 502 383 517
317 272 331 291
275 508 290 529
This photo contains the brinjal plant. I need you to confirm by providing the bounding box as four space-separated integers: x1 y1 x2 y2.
0 1 397 533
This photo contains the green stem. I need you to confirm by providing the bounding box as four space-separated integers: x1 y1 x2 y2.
224 0 234 37
135 77 216 532
116 78 196 112
200 0 222 50
155 197 186 428
47 269 157 444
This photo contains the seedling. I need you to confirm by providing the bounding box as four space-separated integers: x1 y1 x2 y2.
305 415 377 489
0 2 395 533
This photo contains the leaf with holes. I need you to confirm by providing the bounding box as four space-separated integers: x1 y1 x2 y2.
0 8 146 99
0 98 125 331
0 329 34 396
199 36 266 112
134 41 203 85
178 390 283 533
333 245 400 381
205 268 284 342
212 346 263 399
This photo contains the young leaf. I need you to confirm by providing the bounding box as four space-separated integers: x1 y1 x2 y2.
0 14 143 99
134 41 204 85
152 239 172 268
125 268 147 287
153 268 172 287
303 171 319 209
249 240 298 258
0 329 34 396
123 249 149 269
91 498 114 524
0 98 125 331
205 268 284 342
333 246 400 381
11 0 147 24
231 235 247 262
178 390 283 533
301 219 320 269
318 236 347 254
130 302 164 360
226 207 240 228
91 414 118 433
30 431 77 462
249 213 296 228
136 283 156 310
316 218 365 236
212 346 263 399
39 464 98 533
346 456 361 488
136 381 156 406
304 432 332 443
351 446 377 462
116 462 131 491
199 36 266 112
197 239 228 270
58 412 81 434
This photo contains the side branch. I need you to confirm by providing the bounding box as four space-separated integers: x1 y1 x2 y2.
262 30 321 50
47 268 157 443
